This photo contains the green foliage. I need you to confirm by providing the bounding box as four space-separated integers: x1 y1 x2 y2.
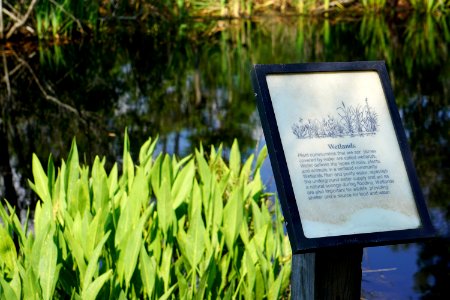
3 0 450 39
0 135 291 299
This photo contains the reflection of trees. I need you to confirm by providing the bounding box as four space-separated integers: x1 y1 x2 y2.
414 238 450 299
0 22 261 210
1 15 449 296
401 89 449 298
0 51 17 209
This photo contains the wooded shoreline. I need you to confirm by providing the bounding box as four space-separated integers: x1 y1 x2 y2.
1 0 449 40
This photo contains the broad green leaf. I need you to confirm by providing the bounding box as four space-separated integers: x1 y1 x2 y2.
255 265 265 300
55 163 67 219
265 224 276 259
140 136 158 170
63 213 87 278
0 226 17 272
121 130 135 191
176 227 190 268
195 253 216 300
81 270 112 300
125 207 152 286
117 207 151 287
229 139 241 176
186 206 206 270
57 229 68 260
114 193 131 248
160 245 173 292
52 175 65 225
92 156 109 213
239 221 250 246
47 154 55 199
195 149 211 184
159 284 177 300
78 167 91 215
239 154 254 184
156 178 174 235
148 226 162 263
140 245 156 298
18 263 41 300
254 224 269 253
8 260 21 299
255 145 268 172
0 277 19 300
31 154 51 202
268 267 286 300
129 167 149 211
161 154 173 185
38 226 59 300
85 208 107 259
125 153 135 191
139 137 152 165
243 251 256 290
107 163 118 197
223 187 243 250
175 259 189 299
33 196 52 241
249 168 263 199
251 201 263 233
66 139 80 204
172 159 195 208
209 144 217 162
174 154 193 171
280 259 292 296
245 239 259 265
150 153 163 196
199 174 212 222
219 254 231 294
82 231 111 291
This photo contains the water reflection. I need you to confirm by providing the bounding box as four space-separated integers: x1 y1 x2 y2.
0 14 449 298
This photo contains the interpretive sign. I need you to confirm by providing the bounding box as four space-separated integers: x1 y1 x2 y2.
251 61 435 253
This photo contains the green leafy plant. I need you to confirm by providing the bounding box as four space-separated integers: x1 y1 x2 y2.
0 133 291 299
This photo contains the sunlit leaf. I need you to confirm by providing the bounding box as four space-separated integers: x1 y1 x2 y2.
81 270 112 300
38 226 60 300
139 245 156 298
31 154 51 203
172 159 195 208
0 226 17 272
229 139 241 176
223 187 243 250
82 231 110 291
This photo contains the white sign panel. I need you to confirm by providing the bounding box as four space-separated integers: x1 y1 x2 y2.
266 71 421 238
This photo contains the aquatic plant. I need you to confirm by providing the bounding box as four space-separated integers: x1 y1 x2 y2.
292 99 378 139
0 134 291 299
2 1 450 40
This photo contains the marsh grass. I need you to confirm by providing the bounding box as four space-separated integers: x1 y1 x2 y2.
292 99 378 139
2 0 450 39
0 134 291 299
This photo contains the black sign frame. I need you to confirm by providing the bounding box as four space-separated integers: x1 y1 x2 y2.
251 61 435 253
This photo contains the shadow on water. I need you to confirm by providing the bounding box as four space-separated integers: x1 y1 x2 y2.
0 13 449 298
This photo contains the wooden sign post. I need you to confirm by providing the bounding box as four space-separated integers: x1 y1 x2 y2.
291 248 363 299
251 61 435 299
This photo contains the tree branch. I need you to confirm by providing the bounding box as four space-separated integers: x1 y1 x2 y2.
12 51 81 116
2 48 11 96
1 0 4 39
5 0 37 39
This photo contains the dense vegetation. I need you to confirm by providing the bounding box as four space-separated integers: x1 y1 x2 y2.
0 134 291 299
1 0 449 40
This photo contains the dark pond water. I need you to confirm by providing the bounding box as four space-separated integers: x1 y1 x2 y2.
1 14 449 298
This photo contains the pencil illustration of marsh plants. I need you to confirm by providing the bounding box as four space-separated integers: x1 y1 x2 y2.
292 98 378 139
